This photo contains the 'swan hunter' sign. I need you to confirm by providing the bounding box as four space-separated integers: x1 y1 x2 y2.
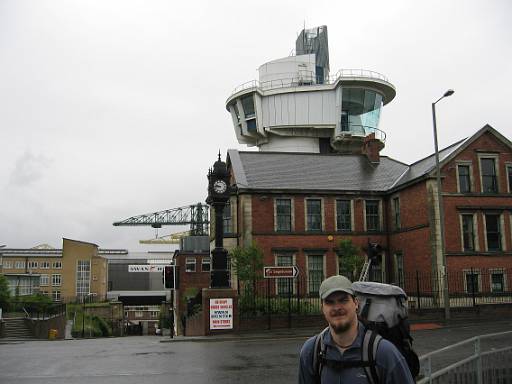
209 298 233 330
128 265 164 273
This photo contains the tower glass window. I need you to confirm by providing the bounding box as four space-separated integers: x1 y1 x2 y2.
336 200 351 231
241 95 255 119
481 158 497 193
341 89 383 136
458 165 471 193
276 199 292 232
306 199 322 231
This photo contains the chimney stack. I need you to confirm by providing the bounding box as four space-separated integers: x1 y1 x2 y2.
361 133 382 164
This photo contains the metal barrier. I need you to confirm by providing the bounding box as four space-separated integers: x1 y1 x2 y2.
230 68 392 96
418 331 512 383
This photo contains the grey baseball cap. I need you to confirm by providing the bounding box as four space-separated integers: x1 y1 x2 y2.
319 275 354 300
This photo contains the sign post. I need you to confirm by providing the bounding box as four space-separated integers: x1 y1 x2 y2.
263 266 299 279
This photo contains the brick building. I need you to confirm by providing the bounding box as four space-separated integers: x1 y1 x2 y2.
215 125 512 296
0 238 109 302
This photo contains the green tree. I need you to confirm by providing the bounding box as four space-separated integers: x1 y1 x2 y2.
230 242 264 286
0 274 11 311
230 242 264 312
337 239 364 281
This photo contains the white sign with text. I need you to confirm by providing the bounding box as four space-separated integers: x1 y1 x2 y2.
128 265 164 273
209 298 233 330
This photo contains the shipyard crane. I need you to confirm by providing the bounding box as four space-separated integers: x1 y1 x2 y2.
139 230 191 245
113 203 209 236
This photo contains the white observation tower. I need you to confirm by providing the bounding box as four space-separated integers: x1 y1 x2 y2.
225 26 396 155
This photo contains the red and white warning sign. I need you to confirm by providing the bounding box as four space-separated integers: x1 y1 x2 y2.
209 298 233 330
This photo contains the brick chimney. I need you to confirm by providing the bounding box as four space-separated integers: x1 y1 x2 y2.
361 133 382 164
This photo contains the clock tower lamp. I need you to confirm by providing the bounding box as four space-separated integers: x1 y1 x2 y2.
207 153 230 288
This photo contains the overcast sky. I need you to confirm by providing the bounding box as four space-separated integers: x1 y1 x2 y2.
1 0 511 251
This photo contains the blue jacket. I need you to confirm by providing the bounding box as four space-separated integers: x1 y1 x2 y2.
298 322 415 384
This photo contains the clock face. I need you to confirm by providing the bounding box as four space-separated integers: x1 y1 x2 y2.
213 180 227 194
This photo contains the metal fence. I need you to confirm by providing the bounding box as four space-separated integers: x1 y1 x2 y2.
238 267 512 324
418 331 512 383
399 268 512 310
8 300 66 319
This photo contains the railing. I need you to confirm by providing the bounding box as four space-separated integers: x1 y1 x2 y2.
336 125 386 142
398 268 512 310
8 301 66 320
230 68 391 96
418 331 512 383
238 267 512 324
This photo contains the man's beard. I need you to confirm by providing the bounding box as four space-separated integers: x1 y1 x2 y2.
330 320 352 335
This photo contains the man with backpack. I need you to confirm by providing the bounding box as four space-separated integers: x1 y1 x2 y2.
298 275 415 383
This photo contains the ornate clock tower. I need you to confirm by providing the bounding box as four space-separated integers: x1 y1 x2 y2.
206 153 230 288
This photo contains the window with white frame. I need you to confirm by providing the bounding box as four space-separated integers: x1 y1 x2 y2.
76 260 90 298
40 274 49 286
52 290 61 302
52 274 62 287
186 257 196 272
461 214 476 251
395 252 404 288
457 164 472 193
393 197 400 230
365 200 380 231
336 199 352 231
40 261 50 269
307 254 324 295
15 261 25 269
3 261 12 269
275 198 292 232
480 157 498 193
490 269 506 293
276 252 294 296
507 164 512 193
485 214 502 251
306 199 322 232
27 261 38 269
201 257 211 272
52 261 62 269
13 277 35 296
464 270 480 294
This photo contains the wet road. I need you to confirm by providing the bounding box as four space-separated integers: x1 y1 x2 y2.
0 320 510 384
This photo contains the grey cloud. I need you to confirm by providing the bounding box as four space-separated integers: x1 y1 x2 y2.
9 151 52 187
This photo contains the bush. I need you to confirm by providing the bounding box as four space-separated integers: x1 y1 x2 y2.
93 315 111 337
0 275 11 311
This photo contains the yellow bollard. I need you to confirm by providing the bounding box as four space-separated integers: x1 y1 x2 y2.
48 329 58 340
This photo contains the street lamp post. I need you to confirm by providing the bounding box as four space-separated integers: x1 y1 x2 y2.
432 89 454 321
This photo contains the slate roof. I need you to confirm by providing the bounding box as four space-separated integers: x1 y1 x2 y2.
228 150 409 192
392 138 467 188
227 125 509 194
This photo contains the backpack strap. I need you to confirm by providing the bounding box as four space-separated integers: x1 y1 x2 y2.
362 329 382 384
312 327 329 384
